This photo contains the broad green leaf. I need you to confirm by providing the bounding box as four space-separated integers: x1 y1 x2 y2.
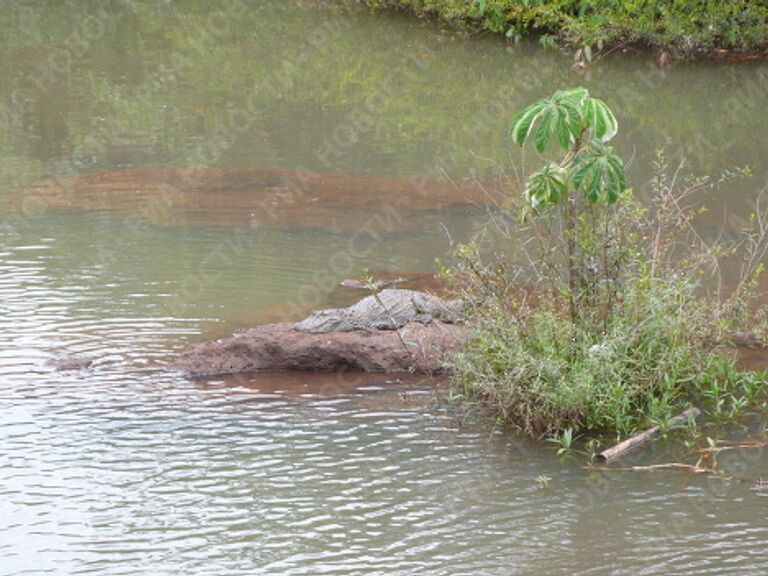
556 107 571 149
583 97 618 142
509 88 608 153
560 100 583 144
552 90 586 147
509 101 546 146
554 87 589 107
534 108 555 152
572 140 627 203
526 163 568 208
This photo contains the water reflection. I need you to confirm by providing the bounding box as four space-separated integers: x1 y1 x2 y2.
1 1 768 574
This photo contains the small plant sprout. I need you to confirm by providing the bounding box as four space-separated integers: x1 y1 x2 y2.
534 475 552 490
584 438 601 463
686 411 698 437
547 428 576 456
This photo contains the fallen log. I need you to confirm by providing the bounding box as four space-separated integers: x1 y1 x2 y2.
597 407 701 464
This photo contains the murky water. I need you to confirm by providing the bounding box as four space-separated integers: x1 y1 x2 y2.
1 2 767 575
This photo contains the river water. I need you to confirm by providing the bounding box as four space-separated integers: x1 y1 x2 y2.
1 2 767 575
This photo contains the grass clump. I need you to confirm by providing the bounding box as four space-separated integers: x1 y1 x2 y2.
451 277 695 436
446 88 768 440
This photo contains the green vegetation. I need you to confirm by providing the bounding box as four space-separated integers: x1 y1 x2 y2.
447 88 768 440
364 0 768 56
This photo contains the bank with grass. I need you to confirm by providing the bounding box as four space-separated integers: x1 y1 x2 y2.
363 0 768 58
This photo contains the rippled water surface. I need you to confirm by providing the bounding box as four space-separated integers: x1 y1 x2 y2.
1 1 768 575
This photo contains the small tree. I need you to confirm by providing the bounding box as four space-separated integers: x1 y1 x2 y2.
509 87 627 329
449 88 768 438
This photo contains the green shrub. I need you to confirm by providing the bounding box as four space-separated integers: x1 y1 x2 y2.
451 267 733 437
447 88 768 439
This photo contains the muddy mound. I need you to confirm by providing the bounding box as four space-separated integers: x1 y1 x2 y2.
173 289 466 377
173 321 464 377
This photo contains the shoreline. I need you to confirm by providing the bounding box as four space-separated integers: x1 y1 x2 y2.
358 1 768 63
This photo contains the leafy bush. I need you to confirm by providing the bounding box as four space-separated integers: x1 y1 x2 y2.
446 88 768 439
363 0 768 55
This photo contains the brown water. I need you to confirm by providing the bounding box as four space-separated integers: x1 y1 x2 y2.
1 2 768 575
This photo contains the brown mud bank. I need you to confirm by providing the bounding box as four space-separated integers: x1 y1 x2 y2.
8 166 508 232
174 321 464 376
174 289 466 377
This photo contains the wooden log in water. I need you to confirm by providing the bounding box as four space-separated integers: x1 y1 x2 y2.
597 407 701 464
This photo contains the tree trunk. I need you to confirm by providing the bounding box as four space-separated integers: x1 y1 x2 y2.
566 189 578 324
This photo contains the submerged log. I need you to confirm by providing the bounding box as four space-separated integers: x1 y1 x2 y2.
597 407 701 464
